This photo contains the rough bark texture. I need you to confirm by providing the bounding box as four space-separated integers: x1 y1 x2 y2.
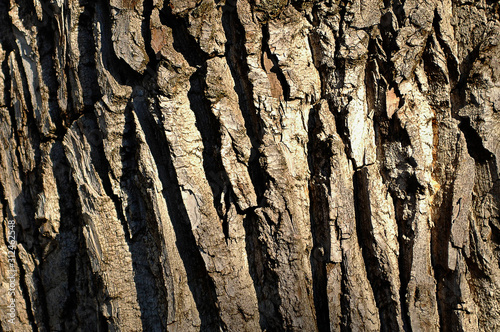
0 0 499 331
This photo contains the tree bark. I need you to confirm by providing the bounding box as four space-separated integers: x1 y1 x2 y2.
0 0 499 331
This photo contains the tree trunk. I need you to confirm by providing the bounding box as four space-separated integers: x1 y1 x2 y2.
0 0 499 331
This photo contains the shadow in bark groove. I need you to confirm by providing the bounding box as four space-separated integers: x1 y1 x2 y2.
94 1 142 85
242 210 285 330
129 89 174 330
354 167 405 332
307 105 332 331
121 106 163 331
73 114 140 330
459 117 497 164
133 93 223 331
36 5 61 133
187 66 230 225
76 3 100 115
160 2 230 228
50 141 100 330
221 4 286 330
221 1 268 203
261 24 290 101
142 0 157 72
378 114 419 332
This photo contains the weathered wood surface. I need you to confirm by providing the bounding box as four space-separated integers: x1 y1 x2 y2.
0 0 499 331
